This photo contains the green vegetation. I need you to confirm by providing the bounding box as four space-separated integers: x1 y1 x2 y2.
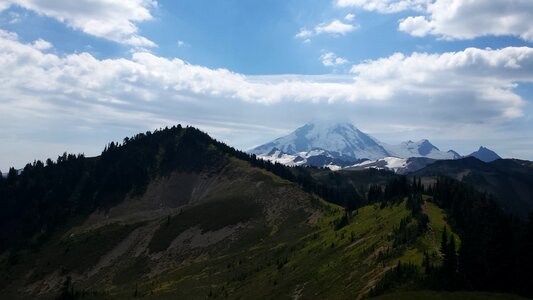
94 199 450 300
1 125 532 299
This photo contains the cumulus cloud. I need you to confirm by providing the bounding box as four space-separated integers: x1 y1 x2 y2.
316 20 357 35
0 0 157 47
336 0 533 41
321 52 349 67
397 15 432 37
1 29 532 167
31 38 52 50
398 0 533 41
350 47 533 118
295 19 357 40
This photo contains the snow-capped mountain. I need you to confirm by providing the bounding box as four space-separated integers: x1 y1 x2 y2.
250 121 461 170
468 146 501 162
381 140 461 160
250 122 389 160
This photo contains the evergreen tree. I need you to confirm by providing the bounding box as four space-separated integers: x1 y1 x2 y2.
440 226 448 259
446 234 457 277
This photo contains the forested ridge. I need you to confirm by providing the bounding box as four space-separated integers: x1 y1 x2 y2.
1 125 532 298
369 177 533 298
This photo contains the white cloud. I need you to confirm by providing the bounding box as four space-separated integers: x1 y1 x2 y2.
32 38 52 50
0 29 532 167
295 19 357 40
176 40 188 47
350 47 533 118
295 28 314 39
0 28 17 40
344 0 533 42
316 20 357 35
0 0 157 47
336 0 429 13
399 0 533 41
337 0 533 42
398 15 432 37
344 13 355 21
321 52 349 67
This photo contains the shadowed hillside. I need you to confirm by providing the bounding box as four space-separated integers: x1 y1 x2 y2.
414 157 533 216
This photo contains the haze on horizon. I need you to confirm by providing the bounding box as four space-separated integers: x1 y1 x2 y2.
0 0 532 170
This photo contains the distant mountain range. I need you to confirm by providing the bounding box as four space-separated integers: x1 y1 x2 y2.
250 121 499 172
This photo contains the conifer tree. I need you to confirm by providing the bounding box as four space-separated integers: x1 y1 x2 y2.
440 226 448 259
447 235 457 276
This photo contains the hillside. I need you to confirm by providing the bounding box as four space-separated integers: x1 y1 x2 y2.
1 126 532 300
0 126 450 299
0 184 456 299
413 157 533 216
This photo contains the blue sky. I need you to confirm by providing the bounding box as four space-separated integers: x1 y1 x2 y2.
0 0 532 169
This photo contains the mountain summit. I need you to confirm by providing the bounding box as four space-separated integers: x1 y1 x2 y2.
468 146 501 162
250 121 460 169
250 121 389 160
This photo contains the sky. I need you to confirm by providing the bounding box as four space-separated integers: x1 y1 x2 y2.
0 0 532 170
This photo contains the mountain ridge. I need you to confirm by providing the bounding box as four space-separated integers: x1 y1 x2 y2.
1 124 531 300
251 121 464 170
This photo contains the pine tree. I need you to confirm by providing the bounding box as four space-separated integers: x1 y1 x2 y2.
440 226 448 259
447 235 457 276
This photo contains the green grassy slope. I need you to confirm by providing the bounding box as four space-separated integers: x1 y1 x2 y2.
23 201 455 299
2 153 516 300
1 155 460 300
96 198 456 300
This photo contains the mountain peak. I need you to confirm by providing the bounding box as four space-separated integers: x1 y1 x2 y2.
417 139 440 155
251 122 461 167
447 149 462 159
250 121 390 160
387 138 452 159
468 146 501 162
302 120 358 133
